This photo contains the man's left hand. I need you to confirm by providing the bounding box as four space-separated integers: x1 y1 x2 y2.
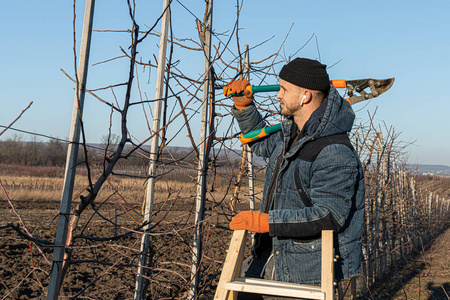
229 210 269 233
225 80 254 110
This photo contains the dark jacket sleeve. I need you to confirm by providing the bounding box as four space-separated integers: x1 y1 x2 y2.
231 105 281 158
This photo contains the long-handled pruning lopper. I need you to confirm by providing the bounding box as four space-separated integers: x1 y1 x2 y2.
223 78 395 144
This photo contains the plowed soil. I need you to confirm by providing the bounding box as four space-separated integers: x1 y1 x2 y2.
0 194 240 299
1 182 449 299
368 226 450 300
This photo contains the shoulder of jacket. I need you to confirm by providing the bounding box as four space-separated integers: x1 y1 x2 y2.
297 133 354 162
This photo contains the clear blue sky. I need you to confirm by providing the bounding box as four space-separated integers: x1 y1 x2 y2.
1 1 449 166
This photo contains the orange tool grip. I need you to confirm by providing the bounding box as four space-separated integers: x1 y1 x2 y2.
223 86 230 97
245 85 253 95
330 80 347 89
223 85 253 97
239 131 268 144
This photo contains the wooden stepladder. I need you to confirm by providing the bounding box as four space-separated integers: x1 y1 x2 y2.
214 230 335 300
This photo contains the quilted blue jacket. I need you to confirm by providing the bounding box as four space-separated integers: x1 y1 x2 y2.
232 86 365 283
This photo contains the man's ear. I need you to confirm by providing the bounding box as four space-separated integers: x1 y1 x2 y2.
300 95 306 106
302 90 312 105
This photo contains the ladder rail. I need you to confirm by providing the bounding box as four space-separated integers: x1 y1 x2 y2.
214 230 247 300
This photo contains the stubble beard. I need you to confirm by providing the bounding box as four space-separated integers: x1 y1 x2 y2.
280 101 301 117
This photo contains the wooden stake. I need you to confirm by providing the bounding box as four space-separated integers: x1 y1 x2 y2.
189 1 213 298
134 0 171 298
47 1 95 298
375 132 383 278
243 45 255 212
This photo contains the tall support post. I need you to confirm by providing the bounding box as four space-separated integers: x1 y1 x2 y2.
367 171 374 285
380 134 388 274
428 192 432 225
406 174 412 253
404 170 411 254
189 1 213 298
435 194 439 229
243 45 255 211
399 170 406 256
134 1 171 299
46 1 95 298
391 164 398 265
243 45 256 248
385 157 391 271
409 176 417 250
427 191 433 241
374 132 383 278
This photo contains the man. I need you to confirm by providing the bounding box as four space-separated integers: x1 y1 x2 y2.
227 58 365 298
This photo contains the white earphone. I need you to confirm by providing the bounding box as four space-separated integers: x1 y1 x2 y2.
300 95 306 106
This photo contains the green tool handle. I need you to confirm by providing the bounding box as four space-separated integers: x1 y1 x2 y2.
224 84 281 97
263 123 282 134
250 84 280 94
239 123 282 144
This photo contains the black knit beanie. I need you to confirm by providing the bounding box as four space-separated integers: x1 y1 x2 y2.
279 58 330 91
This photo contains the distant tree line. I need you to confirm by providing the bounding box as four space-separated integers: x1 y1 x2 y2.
0 135 67 166
0 135 202 170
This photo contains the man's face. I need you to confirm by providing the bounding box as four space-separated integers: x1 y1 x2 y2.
277 79 304 117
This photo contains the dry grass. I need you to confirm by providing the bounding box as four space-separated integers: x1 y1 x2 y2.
1 175 66 202
0 171 263 210
0 175 192 204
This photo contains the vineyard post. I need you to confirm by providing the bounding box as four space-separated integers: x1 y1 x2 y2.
354 132 366 295
445 200 450 221
366 161 373 285
406 171 413 254
400 169 406 255
391 164 398 265
400 170 405 252
243 44 256 247
47 0 95 298
381 134 388 274
134 0 171 298
243 45 255 212
400 170 407 256
435 194 439 230
189 0 213 298
410 177 418 251
446 200 449 222
399 168 405 257
428 192 433 235
386 168 392 270
428 191 432 233
406 176 412 253
374 132 383 278
435 197 438 222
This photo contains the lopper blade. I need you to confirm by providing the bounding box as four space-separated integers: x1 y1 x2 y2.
346 78 395 105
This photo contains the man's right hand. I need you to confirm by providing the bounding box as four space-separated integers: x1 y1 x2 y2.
229 210 269 233
225 79 254 110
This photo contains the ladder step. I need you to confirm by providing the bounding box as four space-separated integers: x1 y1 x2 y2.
225 278 325 299
233 278 322 291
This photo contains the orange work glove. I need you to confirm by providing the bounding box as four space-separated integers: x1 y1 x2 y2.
224 79 254 110
229 210 269 233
